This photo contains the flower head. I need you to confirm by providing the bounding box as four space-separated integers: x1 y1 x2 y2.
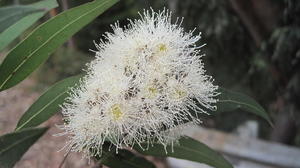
60 9 218 157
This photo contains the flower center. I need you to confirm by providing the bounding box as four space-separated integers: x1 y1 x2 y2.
111 104 123 120
158 43 167 52
173 88 187 99
148 87 158 98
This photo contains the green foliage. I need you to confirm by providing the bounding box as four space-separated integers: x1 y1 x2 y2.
217 88 273 125
15 75 82 131
0 5 39 32
0 0 119 91
74 0 140 51
0 0 58 51
36 46 91 85
136 137 233 168
96 147 156 168
0 127 48 168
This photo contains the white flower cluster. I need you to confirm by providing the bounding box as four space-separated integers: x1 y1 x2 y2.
60 9 218 157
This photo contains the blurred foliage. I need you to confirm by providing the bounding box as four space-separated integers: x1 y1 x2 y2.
0 0 41 6
172 0 299 144
36 46 90 85
175 0 254 88
172 0 271 132
73 0 166 51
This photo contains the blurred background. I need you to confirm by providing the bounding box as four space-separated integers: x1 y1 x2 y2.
0 0 299 167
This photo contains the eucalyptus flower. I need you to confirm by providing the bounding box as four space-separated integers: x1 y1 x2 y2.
60 9 218 157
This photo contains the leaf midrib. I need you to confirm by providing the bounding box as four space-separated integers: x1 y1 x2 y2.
16 89 68 131
219 99 264 115
174 144 228 167
142 141 230 168
0 0 109 90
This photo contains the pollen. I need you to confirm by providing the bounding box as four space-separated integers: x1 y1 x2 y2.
148 86 158 98
158 43 167 52
111 104 123 120
174 88 187 99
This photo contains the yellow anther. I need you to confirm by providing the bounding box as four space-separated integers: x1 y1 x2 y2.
173 88 187 99
111 104 123 120
148 87 158 98
148 87 157 94
158 43 167 52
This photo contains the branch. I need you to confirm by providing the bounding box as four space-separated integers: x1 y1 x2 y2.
228 0 278 46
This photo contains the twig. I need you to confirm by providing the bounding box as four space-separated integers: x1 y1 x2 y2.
58 150 70 168
228 0 268 46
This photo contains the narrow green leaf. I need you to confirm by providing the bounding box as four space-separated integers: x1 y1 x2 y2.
0 6 39 33
16 75 82 131
216 88 273 125
0 127 48 168
0 0 119 91
135 136 233 168
96 148 156 168
0 0 58 51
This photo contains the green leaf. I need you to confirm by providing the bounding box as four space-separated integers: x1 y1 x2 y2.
135 137 233 168
216 88 273 125
16 75 82 131
0 6 39 33
0 0 58 51
96 147 156 168
0 127 48 168
0 0 119 91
